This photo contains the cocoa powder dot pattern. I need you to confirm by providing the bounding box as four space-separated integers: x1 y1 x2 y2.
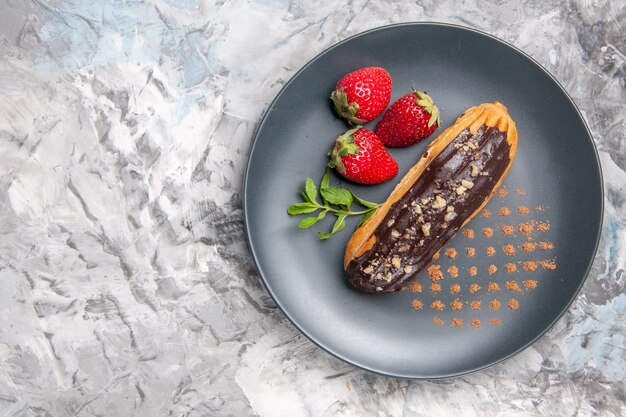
450 299 463 311
469 283 481 293
450 318 463 327
412 196 555 329
501 225 515 235
431 300 445 311
447 265 459 278
489 318 503 326
505 280 522 292
523 280 538 290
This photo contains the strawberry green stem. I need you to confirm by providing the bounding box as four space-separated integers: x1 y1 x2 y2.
412 88 441 128
330 89 366 125
328 127 361 174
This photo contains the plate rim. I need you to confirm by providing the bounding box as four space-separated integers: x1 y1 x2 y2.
242 21 604 379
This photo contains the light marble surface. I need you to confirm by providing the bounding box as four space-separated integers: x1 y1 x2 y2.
0 0 624 416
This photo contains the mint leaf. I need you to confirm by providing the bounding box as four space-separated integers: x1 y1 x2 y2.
289 169 382 240
305 178 318 204
298 216 319 229
317 231 333 240
332 214 347 234
351 192 379 209
287 203 318 215
355 209 376 229
321 186 353 208
320 168 330 191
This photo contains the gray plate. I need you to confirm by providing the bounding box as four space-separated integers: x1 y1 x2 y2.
243 23 603 378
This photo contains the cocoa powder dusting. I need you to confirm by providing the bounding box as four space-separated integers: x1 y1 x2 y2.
412 299 424 310
490 299 502 310
497 186 508 198
518 205 530 215
428 264 444 281
466 247 476 257
469 266 478 276
470 318 481 329
445 248 458 259
463 228 475 239
470 300 482 310
522 242 537 253
488 264 498 275
450 318 463 327
523 261 538 271
507 298 520 310
489 318 503 326
450 298 463 311
499 207 511 217
503 244 516 256
488 282 501 292
486 246 496 256
505 280 522 292
447 265 459 278
432 251 440 260
412 282 422 293
431 300 445 311
539 241 554 250
483 227 494 238
537 222 551 232
432 316 444 326
538 260 557 270
430 282 442 292
482 208 491 218
536 205 545 212
519 222 534 235
469 283 481 293
523 279 538 290
505 263 518 273
516 188 526 195
502 225 515 235
450 284 461 294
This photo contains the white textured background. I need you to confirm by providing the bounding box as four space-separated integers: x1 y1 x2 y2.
0 0 624 416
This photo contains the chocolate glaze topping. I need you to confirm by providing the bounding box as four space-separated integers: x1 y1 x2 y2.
346 125 511 292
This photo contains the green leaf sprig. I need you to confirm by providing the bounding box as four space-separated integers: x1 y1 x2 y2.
287 168 381 240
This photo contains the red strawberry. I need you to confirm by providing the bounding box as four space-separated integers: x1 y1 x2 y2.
375 89 440 147
330 67 392 125
328 127 398 185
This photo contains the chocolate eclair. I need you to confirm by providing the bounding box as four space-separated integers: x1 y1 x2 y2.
344 102 518 292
